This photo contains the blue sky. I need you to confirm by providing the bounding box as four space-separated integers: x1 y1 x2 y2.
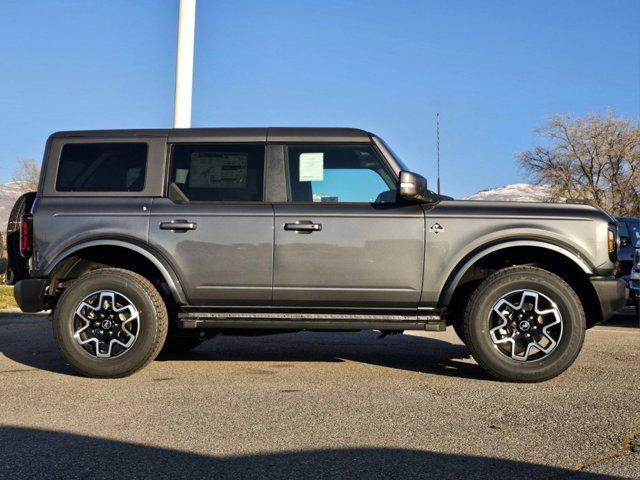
0 0 638 198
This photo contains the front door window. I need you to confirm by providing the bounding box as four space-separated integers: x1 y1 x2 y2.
283 145 397 204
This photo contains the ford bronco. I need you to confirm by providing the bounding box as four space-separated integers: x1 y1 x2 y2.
5 128 627 381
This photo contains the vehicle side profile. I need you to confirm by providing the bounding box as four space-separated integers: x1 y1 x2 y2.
6 128 627 381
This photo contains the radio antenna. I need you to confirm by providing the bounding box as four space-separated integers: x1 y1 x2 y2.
436 113 441 195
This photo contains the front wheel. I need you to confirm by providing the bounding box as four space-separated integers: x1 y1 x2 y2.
53 268 168 378
461 266 585 382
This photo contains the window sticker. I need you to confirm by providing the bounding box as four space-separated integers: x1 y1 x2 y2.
189 152 248 188
299 153 324 182
175 168 189 184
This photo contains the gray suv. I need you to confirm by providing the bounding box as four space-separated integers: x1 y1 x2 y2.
6 128 627 382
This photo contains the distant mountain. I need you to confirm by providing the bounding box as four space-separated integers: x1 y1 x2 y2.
464 183 550 202
0 181 30 230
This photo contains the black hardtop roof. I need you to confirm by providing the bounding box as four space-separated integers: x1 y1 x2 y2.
50 127 373 143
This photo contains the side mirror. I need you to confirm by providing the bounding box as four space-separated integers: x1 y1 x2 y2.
620 236 631 248
398 171 435 203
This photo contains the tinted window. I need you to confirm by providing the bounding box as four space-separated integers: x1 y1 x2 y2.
620 221 630 238
170 144 265 202
284 145 397 203
624 220 640 246
57 143 147 192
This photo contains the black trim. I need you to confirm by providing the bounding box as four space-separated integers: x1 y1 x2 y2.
590 276 627 322
13 279 48 313
176 318 445 332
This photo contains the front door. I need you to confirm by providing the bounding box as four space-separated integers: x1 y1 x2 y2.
272 144 425 308
149 143 274 306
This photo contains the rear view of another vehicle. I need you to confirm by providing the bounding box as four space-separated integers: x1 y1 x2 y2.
631 247 640 317
616 217 640 306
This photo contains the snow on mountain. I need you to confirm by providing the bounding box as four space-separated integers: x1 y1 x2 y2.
464 183 550 202
0 181 30 230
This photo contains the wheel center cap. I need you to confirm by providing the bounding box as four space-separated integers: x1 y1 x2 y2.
518 320 531 332
101 320 113 330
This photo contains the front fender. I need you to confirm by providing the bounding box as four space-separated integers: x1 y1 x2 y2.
438 239 594 307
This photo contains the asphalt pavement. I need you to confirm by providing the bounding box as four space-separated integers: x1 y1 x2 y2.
0 310 638 479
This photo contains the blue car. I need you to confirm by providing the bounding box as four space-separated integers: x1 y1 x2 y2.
631 248 639 316
616 217 640 304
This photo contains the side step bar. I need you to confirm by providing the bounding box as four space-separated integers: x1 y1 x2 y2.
176 312 446 332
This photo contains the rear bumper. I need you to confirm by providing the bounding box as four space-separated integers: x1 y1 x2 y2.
590 276 628 322
13 279 47 313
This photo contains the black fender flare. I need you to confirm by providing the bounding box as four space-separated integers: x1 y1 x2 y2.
43 238 188 305
438 240 594 307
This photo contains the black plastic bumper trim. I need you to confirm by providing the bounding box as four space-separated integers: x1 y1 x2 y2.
13 279 48 313
590 276 627 322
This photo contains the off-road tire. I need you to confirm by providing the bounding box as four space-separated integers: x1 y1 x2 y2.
452 322 465 344
5 191 36 284
53 268 168 378
461 266 586 382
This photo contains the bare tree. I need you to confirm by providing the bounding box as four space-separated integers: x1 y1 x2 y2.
12 158 40 192
518 111 640 217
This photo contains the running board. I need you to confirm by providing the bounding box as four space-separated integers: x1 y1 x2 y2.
176 312 445 332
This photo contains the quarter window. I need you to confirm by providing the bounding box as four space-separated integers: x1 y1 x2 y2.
169 144 265 202
56 143 147 192
284 145 397 203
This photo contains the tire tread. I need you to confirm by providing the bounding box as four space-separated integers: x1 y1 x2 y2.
461 265 585 382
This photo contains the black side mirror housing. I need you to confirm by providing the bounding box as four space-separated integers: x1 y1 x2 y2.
398 171 436 203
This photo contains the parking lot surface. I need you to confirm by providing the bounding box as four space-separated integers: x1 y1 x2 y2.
0 311 638 479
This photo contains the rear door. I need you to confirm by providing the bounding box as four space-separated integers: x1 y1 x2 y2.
272 143 425 308
148 142 274 306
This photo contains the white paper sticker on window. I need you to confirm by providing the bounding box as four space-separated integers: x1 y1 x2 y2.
299 153 324 182
175 169 189 184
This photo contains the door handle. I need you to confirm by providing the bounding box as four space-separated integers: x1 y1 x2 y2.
284 220 322 234
160 220 197 231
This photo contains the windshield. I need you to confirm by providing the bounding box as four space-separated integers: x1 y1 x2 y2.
627 219 640 247
374 136 410 171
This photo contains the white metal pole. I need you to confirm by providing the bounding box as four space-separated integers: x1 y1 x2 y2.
174 0 196 128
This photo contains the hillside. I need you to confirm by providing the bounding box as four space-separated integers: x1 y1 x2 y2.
0 181 30 231
464 183 550 202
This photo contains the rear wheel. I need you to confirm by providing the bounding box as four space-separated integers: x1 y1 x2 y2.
53 268 168 378
461 266 585 382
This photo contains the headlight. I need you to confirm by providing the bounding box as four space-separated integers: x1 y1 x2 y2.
608 224 619 262
635 248 640 272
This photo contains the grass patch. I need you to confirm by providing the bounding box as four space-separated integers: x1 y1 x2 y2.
0 285 17 310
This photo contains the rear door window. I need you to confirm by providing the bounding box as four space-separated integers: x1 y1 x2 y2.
56 143 147 192
169 144 265 202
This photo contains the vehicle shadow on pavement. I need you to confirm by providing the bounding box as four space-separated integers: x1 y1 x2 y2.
0 313 489 380
0 426 626 480
601 309 640 329
159 330 490 380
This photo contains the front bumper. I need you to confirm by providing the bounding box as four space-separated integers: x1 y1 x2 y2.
590 277 628 322
13 279 48 313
